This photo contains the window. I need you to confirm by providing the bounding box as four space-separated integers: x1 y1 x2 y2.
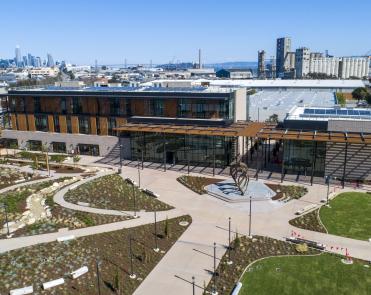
66 116 72 133
108 117 116 136
35 115 48 132
78 116 90 134
72 97 82 113
54 115 60 133
10 98 16 112
34 97 41 113
61 98 67 114
110 98 121 116
28 140 42 151
52 142 66 153
96 117 101 135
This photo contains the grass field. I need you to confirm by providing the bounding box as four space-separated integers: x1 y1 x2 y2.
320 192 371 240
240 254 371 295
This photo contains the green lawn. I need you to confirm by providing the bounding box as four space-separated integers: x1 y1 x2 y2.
320 192 371 240
240 254 370 295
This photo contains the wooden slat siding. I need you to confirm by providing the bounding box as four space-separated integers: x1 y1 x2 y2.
27 114 36 131
59 115 67 133
47 115 55 132
87 97 98 114
25 97 34 113
40 97 60 113
120 99 127 115
164 99 177 117
71 116 79 134
15 97 25 112
99 117 108 135
132 99 145 116
98 98 110 115
17 114 28 131
90 116 97 134
11 114 17 130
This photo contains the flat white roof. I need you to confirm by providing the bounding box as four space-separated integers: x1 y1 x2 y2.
249 90 336 122
143 79 365 89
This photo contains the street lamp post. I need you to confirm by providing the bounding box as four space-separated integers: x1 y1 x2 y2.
137 158 141 188
227 217 232 265
212 242 218 295
95 259 102 295
154 210 159 252
132 183 137 218
192 276 195 295
248 195 252 238
1 203 10 237
119 143 123 174
129 234 136 279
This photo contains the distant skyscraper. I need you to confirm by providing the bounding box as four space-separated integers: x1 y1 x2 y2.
35 57 42 67
15 45 22 67
22 56 28 67
276 37 291 77
47 53 55 67
258 50 266 78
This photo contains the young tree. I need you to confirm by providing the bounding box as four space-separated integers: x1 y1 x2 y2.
113 268 121 294
164 217 170 239
336 93 346 107
352 87 368 102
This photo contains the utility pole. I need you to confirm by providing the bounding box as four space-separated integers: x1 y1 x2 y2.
1 203 9 236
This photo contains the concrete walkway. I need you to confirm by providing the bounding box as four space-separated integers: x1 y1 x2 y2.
0 160 370 295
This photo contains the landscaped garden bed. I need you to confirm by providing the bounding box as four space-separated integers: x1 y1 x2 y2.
0 215 192 294
239 253 370 295
0 167 44 190
65 174 173 211
266 183 308 201
177 175 223 194
289 209 327 233
205 235 319 294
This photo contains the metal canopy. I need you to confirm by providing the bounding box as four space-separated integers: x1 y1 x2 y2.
114 121 265 137
257 128 371 144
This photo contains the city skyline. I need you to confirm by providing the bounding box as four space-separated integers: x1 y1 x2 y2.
1 0 370 65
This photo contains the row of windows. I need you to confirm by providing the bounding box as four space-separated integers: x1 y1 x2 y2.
14 115 117 136
9 97 234 120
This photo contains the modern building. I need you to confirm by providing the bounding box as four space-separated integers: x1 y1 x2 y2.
276 37 291 77
216 69 253 79
281 106 371 181
1 86 262 171
258 50 266 78
295 47 311 78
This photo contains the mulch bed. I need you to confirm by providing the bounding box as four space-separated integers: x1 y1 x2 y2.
266 183 308 201
177 175 223 194
205 235 319 294
289 209 327 233
0 167 44 190
65 174 173 212
0 215 192 295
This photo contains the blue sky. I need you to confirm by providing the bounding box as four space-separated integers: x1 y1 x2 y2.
1 0 370 65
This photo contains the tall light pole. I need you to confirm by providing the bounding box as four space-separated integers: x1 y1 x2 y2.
95 259 102 295
119 143 123 174
212 242 218 295
132 182 137 218
192 276 195 295
129 234 136 279
1 203 9 236
227 217 232 265
137 158 141 188
154 210 159 252
248 195 252 238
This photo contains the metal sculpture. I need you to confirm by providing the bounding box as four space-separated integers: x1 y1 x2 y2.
230 156 249 195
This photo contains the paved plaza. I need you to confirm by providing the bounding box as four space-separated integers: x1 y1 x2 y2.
0 156 370 295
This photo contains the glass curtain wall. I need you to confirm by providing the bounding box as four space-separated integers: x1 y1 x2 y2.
283 140 326 176
177 99 232 119
130 132 233 167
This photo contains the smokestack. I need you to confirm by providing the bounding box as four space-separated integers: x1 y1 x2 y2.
198 48 202 69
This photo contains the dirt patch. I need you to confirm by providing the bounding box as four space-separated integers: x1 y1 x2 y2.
289 209 327 233
266 183 308 201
